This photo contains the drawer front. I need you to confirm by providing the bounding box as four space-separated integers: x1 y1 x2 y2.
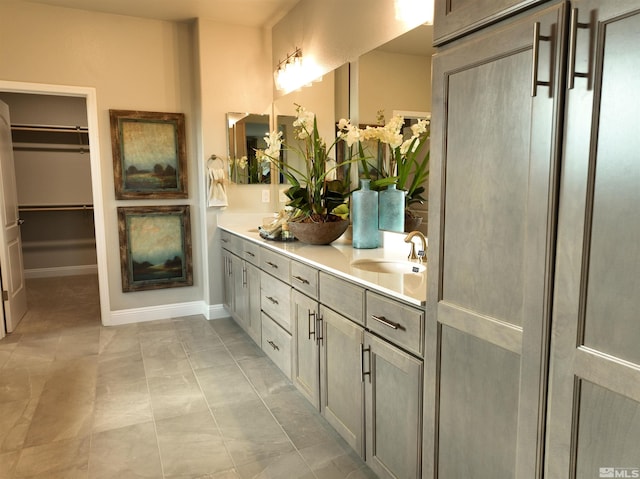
260 248 290 282
220 230 241 255
261 313 292 379
242 240 261 266
290 261 319 299
260 272 292 331
365 292 424 356
319 272 365 326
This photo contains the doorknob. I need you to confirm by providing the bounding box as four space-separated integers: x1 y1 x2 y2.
17 218 25 226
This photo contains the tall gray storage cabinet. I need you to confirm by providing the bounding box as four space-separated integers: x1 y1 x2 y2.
426 1 640 478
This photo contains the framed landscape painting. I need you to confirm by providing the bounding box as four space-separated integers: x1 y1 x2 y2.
118 205 193 292
110 110 188 199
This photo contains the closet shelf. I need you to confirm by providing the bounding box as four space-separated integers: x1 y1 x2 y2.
11 123 89 153
19 205 93 212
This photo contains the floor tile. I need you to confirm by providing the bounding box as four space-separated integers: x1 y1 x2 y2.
14 436 90 478
186 345 235 370
147 370 209 420
156 410 234 477
235 450 315 479
88 422 162 479
141 340 192 378
195 363 260 409
92 377 153 433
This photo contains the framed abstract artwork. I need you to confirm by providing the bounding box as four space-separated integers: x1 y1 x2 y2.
110 110 188 199
117 205 193 292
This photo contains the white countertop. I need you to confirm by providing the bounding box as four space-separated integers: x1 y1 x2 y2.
217 214 427 306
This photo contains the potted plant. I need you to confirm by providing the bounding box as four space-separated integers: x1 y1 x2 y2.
356 113 430 231
257 105 355 244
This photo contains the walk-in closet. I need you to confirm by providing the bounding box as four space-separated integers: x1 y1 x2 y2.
0 92 97 281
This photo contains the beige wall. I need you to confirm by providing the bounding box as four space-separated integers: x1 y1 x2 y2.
0 1 200 313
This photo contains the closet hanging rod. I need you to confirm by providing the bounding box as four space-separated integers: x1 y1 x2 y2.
11 124 89 133
19 205 94 212
13 145 90 153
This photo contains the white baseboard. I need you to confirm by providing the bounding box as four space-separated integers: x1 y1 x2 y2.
104 301 230 326
25 264 98 279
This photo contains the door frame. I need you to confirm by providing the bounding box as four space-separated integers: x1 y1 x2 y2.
0 80 110 324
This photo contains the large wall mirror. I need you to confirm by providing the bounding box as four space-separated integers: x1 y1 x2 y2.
226 112 270 184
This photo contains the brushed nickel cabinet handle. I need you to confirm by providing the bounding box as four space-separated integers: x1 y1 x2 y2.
568 8 590 89
266 261 278 269
245 251 255 257
531 21 552 97
308 310 316 340
293 275 309 284
360 343 371 383
265 296 278 305
370 314 399 330
267 340 280 351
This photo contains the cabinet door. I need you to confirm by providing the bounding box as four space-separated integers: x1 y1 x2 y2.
426 4 566 478
434 0 547 45
222 249 235 314
364 333 423 479
233 255 248 330
292 290 320 408
245 262 261 344
546 2 640 477
319 305 365 457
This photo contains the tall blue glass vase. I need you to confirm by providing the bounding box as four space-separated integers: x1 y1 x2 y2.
352 179 379 249
378 184 405 232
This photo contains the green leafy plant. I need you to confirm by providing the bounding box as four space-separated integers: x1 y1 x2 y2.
257 105 356 222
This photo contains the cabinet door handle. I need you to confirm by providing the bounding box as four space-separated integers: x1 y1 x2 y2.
293 275 309 284
308 310 316 340
267 340 280 351
242 266 247 287
221 238 229 243
265 296 279 305
316 313 323 345
245 251 255 257
531 21 552 97
370 314 400 330
360 343 371 383
266 261 278 269
568 8 590 89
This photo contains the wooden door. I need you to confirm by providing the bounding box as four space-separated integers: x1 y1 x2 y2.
364 332 423 479
0 100 27 333
292 289 320 408
426 4 566 478
545 2 640 477
319 305 365 456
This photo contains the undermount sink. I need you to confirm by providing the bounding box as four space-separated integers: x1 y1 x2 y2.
350 258 426 274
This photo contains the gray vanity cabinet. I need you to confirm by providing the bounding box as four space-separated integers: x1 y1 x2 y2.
364 332 423 479
239 261 261 344
427 3 566 478
319 304 365 457
291 289 320 409
221 248 235 315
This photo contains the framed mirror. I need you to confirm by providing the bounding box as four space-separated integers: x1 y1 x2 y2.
226 112 270 184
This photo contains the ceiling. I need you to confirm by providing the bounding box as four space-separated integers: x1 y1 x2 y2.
2 0 301 27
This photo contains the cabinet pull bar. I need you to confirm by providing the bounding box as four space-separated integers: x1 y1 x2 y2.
265 296 279 305
308 310 316 340
360 343 371 382
370 314 399 330
316 314 323 345
266 261 278 269
245 251 255 257
267 340 280 351
531 22 552 97
293 275 309 284
568 8 590 89
242 266 247 287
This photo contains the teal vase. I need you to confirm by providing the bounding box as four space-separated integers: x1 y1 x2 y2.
378 184 405 232
352 179 379 249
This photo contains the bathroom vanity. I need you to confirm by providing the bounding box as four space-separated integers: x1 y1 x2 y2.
219 218 426 479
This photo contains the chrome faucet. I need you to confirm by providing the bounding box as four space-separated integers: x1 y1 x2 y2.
405 231 427 263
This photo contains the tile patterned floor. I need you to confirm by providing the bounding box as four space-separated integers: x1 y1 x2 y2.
0 275 377 478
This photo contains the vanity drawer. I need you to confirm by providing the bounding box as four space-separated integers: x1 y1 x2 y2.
261 313 292 379
260 272 292 331
260 248 290 282
319 272 365 326
220 230 241 255
242 240 261 266
290 261 319 299
365 291 424 356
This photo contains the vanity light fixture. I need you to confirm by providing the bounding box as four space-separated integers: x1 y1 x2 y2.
274 48 322 93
